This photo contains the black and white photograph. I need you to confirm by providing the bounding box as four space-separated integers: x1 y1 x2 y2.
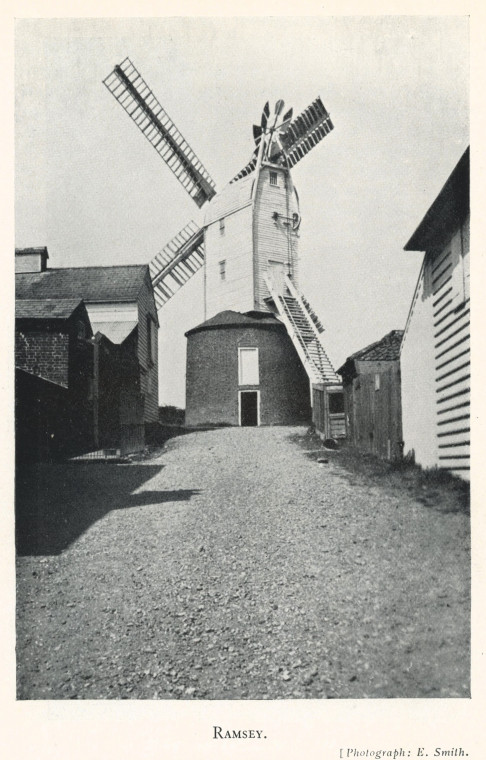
7 6 481 758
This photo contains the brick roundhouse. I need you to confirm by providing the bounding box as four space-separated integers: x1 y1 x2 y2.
185 311 312 427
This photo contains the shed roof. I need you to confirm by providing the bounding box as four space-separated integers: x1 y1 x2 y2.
404 147 469 251
337 330 403 377
15 298 84 320
16 264 149 303
15 246 49 258
186 310 282 336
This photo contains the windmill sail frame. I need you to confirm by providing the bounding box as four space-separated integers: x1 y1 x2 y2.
149 221 205 308
104 58 216 208
231 96 333 183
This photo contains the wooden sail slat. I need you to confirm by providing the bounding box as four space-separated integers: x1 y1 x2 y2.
178 259 196 276
170 270 185 287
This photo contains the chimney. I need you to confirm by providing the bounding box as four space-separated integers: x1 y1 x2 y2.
15 247 49 274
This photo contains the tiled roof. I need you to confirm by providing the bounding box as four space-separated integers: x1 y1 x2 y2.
349 330 404 362
337 330 403 376
15 298 84 320
16 265 148 303
186 310 282 336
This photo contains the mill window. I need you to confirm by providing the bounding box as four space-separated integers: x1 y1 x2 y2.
375 374 381 391
238 347 259 386
269 171 278 186
219 260 226 281
219 217 225 234
329 392 344 414
147 315 157 364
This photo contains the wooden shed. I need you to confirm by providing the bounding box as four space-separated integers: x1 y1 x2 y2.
337 330 404 461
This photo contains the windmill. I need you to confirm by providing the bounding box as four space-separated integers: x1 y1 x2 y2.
103 58 342 419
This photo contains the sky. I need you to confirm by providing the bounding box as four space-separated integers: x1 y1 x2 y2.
15 16 469 407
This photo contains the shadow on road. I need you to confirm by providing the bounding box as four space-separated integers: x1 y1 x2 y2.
16 463 201 557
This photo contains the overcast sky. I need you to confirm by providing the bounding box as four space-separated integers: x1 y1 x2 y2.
15 16 469 407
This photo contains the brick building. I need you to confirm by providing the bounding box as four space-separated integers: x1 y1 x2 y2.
185 310 311 427
16 252 159 425
15 298 95 461
15 248 159 459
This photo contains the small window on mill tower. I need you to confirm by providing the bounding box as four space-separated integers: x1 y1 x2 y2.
269 171 278 186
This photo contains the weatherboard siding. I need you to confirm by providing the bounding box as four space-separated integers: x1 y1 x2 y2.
137 272 159 423
204 205 254 318
203 166 300 316
401 265 437 469
401 216 470 478
203 174 254 227
254 166 300 310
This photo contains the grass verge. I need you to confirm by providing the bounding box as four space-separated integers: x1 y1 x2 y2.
290 428 470 516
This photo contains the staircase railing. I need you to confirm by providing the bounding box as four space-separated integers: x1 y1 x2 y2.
283 275 340 384
264 275 322 385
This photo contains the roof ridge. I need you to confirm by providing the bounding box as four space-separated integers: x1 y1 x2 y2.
38 263 148 271
16 296 83 301
348 329 403 361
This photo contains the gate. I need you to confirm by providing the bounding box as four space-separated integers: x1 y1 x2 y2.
120 391 145 455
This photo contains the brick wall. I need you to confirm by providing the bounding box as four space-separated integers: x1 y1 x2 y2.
185 322 311 426
15 328 70 387
15 311 96 459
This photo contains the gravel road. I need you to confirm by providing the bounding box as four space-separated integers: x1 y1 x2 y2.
16 426 470 699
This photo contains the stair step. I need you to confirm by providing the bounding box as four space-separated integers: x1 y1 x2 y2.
271 283 339 384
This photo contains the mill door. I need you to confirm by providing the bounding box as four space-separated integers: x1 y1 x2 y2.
240 391 259 427
268 260 286 297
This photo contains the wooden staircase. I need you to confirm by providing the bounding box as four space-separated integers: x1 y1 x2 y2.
265 274 340 386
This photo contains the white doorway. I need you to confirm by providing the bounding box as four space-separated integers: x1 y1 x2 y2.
267 260 286 297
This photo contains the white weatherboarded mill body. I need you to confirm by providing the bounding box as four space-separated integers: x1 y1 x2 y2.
203 164 300 317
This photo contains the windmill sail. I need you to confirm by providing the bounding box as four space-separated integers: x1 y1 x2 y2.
231 96 333 182
231 155 258 183
149 220 205 308
103 58 217 208
279 97 334 168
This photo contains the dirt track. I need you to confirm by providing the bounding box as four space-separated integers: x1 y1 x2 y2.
16 426 470 699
